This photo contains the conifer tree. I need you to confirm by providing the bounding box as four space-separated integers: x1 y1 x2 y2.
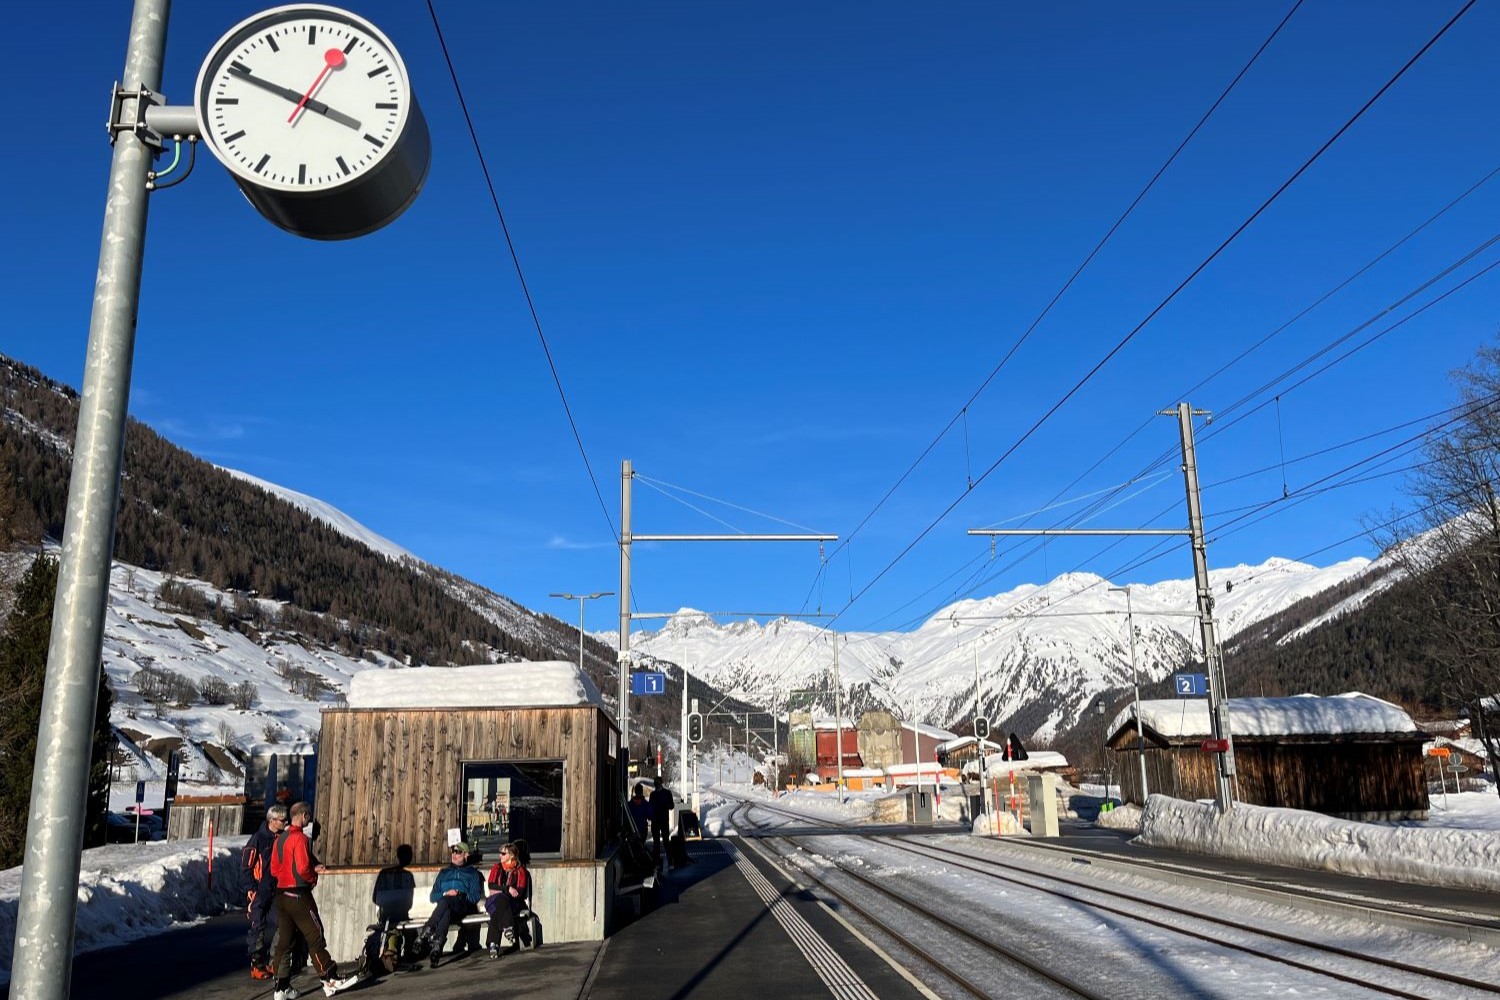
0 555 59 867
0 556 115 865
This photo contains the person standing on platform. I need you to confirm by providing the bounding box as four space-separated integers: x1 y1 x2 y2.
627 784 652 840
648 782 676 864
244 804 289 979
268 801 358 999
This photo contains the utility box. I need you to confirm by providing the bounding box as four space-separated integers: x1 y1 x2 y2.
908 786 935 824
1026 773 1060 837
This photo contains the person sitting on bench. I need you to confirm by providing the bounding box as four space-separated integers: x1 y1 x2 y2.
484 840 532 956
415 842 484 967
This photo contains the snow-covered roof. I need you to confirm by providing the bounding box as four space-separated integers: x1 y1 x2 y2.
345 661 604 710
886 761 949 776
974 749 1070 774
908 721 959 741
1113 692 1420 740
934 735 1006 756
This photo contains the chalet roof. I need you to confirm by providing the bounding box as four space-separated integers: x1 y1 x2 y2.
1109 692 1419 743
344 661 605 710
934 735 1006 756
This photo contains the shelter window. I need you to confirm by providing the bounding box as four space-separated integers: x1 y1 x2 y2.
460 759 564 858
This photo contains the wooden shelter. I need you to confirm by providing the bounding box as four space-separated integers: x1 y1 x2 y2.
310 662 633 961
1106 692 1430 821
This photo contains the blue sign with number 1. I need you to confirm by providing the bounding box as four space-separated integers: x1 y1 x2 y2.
631 671 666 695
1174 673 1207 697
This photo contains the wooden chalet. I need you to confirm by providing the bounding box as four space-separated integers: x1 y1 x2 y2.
311 662 631 961
1106 692 1429 820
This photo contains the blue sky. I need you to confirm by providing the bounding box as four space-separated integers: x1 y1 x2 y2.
5 1 1500 635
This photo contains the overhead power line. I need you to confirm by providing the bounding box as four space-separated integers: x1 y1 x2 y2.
425 1 617 541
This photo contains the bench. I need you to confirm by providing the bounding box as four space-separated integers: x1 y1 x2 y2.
369 906 541 962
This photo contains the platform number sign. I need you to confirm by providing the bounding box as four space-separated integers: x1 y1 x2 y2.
1174 673 1208 697
631 671 666 696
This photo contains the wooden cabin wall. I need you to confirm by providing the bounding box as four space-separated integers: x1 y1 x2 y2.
1128 740 1428 815
317 707 606 867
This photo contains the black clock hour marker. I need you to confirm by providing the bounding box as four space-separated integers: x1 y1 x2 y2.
343 37 359 54
307 24 317 44
375 102 398 110
224 129 246 144
254 154 270 173
229 60 251 75
363 134 385 148
366 65 389 78
336 156 351 176
215 98 239 105
299 163 307 184
265 34 279 52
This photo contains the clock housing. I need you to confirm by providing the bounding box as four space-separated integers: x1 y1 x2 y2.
194 4 430 239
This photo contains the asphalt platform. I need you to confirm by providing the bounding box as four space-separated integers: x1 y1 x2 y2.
17 837 930 1000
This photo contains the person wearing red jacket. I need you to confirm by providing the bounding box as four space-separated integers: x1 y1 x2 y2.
268 802 358 1000
483 840 533 956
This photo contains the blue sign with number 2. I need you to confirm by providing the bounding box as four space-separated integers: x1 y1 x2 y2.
1174 673 1208 696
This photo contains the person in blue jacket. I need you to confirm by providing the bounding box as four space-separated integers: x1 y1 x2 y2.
415 842 485 967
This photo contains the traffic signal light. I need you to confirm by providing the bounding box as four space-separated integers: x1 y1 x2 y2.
687 712 703 744
973 717 990 740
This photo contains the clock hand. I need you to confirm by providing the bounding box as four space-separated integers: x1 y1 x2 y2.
289 48 345 124
228 67 362 130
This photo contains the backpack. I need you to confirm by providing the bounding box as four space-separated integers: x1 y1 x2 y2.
241 839 266 910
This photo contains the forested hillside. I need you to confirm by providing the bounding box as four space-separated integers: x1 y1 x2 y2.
0 355 575 667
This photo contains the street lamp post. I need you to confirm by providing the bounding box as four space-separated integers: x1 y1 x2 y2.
1109 586 1150 805
550 591 614 674
1094 699 1107 796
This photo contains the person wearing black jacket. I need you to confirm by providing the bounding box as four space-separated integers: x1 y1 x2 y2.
243 805 288 979
647 784 675 862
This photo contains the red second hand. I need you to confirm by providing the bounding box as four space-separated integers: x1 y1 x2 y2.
288 48 345 123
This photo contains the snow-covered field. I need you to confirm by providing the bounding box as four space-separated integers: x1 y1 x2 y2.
3 787 1496 985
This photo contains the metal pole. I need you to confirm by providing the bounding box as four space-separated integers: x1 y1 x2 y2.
1171 402 1235 811
577 597 586 673
1114 587 1150 804
833 635 844 802
618 460 632 794
13 4 169 997
974 646 991 827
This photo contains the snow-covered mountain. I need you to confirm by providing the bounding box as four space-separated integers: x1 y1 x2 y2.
614 556 1379 742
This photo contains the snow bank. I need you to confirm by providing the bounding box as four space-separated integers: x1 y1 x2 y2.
1136 795 1500 892
1095 802 1144 833
0 839 240 984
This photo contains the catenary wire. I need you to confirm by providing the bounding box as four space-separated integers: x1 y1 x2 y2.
827 0 1479 638
424 1 617 542
795 1 1308 611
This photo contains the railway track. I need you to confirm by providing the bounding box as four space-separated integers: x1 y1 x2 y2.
724 792 1499 1000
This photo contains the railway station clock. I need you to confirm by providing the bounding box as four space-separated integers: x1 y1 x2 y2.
194 4 430 239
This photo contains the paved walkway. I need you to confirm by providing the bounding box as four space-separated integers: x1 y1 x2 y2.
7 838 926 1000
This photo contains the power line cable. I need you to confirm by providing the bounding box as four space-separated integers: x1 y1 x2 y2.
425 1 617 542
802 0 1308 590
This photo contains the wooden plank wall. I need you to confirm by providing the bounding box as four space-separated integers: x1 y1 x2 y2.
1126 740 1429 814
316 707 611 867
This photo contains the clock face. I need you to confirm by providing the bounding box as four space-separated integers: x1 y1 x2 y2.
195 5 414 193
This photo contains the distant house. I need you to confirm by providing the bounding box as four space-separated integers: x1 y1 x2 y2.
934 735 1006 771
1105 692 1429 820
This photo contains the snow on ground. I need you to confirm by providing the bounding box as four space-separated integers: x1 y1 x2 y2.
0 839 238 985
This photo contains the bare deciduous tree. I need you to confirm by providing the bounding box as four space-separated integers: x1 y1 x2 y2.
1379 341 1500 789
